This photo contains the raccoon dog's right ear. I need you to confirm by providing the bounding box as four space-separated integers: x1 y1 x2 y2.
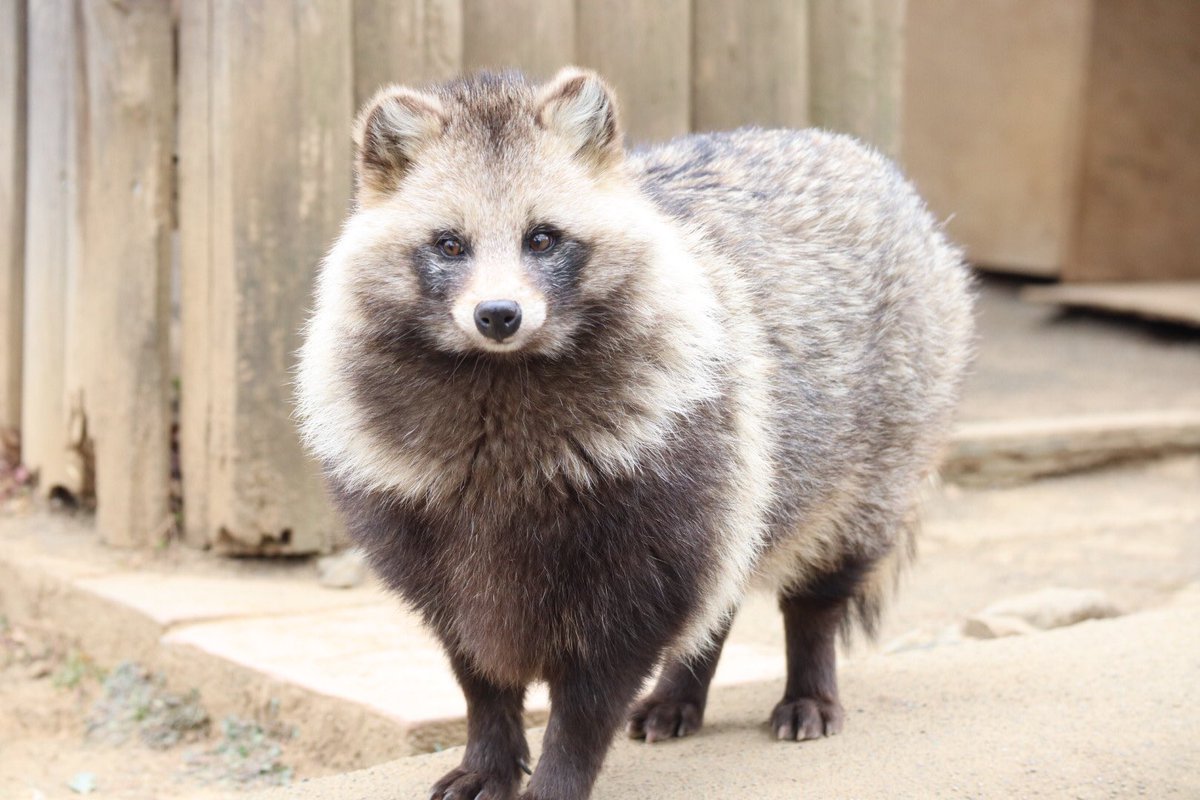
353 85 446 201
536 67 622 168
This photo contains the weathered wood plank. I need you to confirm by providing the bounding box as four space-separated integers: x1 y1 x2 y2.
1023 282 1200 329
462 0 574 79
945 411 1200 487
692 0 809 131
575 0 690 143
0 0 26 431
178 0 213 547
1066 0 1200 282
353 0 463 104
902 0 1093 276
78 0 174 546
179 0 350 553
21 0 81 495
809 0 905 157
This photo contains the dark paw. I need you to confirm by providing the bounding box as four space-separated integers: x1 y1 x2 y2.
626 695 704 743
429 766 518 800
770 696 844 741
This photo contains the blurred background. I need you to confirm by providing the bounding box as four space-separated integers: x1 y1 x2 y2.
1 0 1197 552
1 2 1198 797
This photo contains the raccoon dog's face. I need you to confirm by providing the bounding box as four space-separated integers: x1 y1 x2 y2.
342 69 643 358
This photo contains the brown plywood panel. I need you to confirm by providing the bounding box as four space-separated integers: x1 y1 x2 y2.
902 0 1094 275
1066 0 1200 282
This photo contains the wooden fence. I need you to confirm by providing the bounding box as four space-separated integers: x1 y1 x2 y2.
0 0 902 553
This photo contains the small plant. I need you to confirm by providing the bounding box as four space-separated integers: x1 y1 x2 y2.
183 714 295 788
86 662 209 748
53 650 104 689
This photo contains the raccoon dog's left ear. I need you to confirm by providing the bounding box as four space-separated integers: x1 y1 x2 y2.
536 67 622 168
353 85 446 202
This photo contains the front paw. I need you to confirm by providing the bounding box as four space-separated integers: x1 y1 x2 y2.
430 766 518 800
626 694 704 743
770 696 844 741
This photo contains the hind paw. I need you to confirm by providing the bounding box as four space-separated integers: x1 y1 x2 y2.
770 696 844 741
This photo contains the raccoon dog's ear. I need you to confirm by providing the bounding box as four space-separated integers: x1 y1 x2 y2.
536 67 622 168
353 85 446 201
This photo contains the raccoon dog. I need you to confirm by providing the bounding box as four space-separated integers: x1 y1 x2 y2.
297 68 973 799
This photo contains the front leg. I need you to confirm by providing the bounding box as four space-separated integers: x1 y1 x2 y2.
431 649 529 800
521 657 654 800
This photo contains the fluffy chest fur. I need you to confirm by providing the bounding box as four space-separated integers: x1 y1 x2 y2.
330 385 737 686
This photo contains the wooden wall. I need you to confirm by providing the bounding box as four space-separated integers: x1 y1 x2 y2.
3 1 901 552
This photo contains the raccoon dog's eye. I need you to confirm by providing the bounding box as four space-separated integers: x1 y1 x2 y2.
527 231 556 254
437 235 465 258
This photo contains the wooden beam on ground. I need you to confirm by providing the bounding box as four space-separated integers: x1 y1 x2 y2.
0 0 26 433
179 0 350 553
809 0 905 157
944 411 1200 487
692 0 810 132
461 0 574 80
353 0 463 106
78 0 174 546
1022 282 1200 329
575 0 691 144
21 0 82 496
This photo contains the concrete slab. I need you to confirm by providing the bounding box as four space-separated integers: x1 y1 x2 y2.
162 603 531 752
74 572 384 628
241 602 1200 799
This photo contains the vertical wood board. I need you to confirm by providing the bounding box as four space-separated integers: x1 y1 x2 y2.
180 0 350 553
353 0 463 106
575 0 691 144
21 0 80 494
0 0 26 431
462 0 574 80
692 0 810 131
809 0 906 157
79 0 174 546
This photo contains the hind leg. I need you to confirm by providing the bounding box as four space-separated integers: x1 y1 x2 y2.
771 561 868 741
626 616 732 743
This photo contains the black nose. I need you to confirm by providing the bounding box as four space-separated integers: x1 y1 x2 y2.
473 300 522 342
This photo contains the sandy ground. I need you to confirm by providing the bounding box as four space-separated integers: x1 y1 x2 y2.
251 599 1200 800
0 621 310 800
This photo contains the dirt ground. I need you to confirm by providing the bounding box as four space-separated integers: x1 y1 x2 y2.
0 619 314 800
